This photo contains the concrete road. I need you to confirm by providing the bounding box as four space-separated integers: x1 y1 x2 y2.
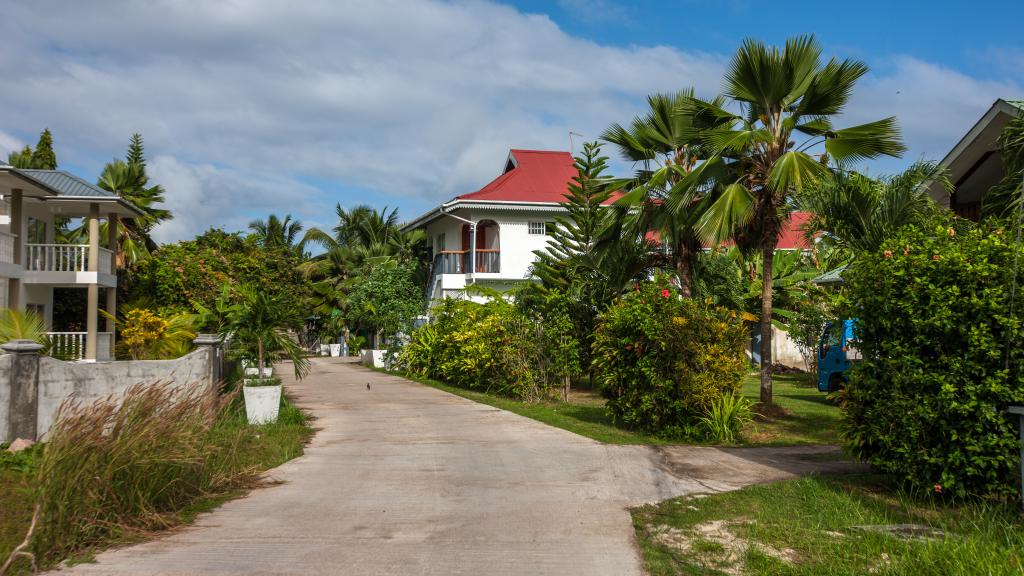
58 358 858 576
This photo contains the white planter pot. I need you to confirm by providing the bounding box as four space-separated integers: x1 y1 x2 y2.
329 343 342 357
359 349 387 368
319 344 330 356
244 365 274 378
243 383 282 425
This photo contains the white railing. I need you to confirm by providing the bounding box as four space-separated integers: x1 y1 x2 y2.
25 244 114 274
0 231 16 265
48 332 114 361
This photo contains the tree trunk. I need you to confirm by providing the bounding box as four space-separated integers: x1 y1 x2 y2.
760 246 774 405
674 244 692 297
257 340 265 381
563 375 570 402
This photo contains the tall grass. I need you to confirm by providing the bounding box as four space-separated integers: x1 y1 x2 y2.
4 380 310 571
698 393 754 444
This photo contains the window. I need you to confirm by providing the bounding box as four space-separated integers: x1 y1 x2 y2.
27 217 47 244
528 221 547 235
436 233 445 252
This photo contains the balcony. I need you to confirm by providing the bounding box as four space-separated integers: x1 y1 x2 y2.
48 332 114 362
434 249 500 274
26 244 114 274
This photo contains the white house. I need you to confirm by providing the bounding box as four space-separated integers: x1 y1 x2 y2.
404 148 815 312
0 162 144 361
402 149 592 306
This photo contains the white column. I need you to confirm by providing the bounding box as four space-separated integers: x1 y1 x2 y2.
8 189 22 310
85 203 99 361
105 214 118 333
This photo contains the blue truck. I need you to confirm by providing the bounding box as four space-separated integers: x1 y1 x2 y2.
817 319 860 392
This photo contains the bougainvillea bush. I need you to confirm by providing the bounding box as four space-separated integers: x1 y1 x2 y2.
843 219 1024 498
591 278 748 438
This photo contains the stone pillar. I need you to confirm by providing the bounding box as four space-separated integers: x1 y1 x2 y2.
193 334 225 388
85 203 99 361
2 340 43 441
8 189 23 310
105 214 119 333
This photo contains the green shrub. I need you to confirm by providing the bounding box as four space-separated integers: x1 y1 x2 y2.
699 393 754 444
591 278 749 437
400 296 550 400
843 219 1024 498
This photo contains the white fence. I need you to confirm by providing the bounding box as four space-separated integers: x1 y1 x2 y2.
25 244 113 274
48 332 113 361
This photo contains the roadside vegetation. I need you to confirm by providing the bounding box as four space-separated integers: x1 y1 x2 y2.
633 475 1024 576
0 384 311 575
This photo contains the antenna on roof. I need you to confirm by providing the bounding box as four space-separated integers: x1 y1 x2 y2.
569 131 584 155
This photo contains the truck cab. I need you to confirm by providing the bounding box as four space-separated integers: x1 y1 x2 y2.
817 319 860 392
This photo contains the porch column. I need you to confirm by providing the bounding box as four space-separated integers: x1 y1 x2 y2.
85 203 99 361
105 214 118 333
8 189 22 309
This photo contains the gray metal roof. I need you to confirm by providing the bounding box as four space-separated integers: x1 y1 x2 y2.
18 169 117 198
813 264 849 285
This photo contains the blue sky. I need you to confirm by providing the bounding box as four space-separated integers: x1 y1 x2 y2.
0 0 1021 242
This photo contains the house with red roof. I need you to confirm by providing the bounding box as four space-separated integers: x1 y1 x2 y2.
403 148 813 307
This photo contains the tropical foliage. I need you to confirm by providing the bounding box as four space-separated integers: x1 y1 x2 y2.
106 308 199 360
591 278 749 437
249 214 304 253
982 111 1024 218
6 129 58 169
222 284 309 381
655 35 905 404
346 260 423 348
843 219 1024 498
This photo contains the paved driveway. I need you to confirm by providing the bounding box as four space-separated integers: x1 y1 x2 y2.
59 358 857 575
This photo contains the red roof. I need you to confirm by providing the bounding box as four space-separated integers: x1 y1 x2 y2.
455 149 814 250
458 150 577 203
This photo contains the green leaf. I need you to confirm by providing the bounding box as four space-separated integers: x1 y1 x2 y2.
767 151 830 193
825 117 907 163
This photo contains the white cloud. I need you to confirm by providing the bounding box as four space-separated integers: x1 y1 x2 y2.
0 130 24 160
0 1 1019 242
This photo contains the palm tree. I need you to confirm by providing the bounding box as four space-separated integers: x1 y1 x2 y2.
799 161 950 254
64 136 171 267
679 35 905 404
249 214 303 251
223 284 309 380
601 90 723 295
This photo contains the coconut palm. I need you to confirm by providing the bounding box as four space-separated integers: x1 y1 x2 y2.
222 284 309 380
799 161 950 255
249 214 303 251
678 35 905 403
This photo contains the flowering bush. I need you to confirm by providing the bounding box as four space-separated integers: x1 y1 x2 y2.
400 297 551 400
843 219 1024 498
120 309 168 360
591 277 748 437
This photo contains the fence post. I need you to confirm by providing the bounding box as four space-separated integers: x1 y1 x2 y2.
193 334 225 389
3 340 44 441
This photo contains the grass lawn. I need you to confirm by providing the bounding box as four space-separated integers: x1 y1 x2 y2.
741 373 842 445
398 368 841 446
633 474 1024 575
0 395 312 574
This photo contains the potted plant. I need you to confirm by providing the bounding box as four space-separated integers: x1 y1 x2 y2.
222 284 310 425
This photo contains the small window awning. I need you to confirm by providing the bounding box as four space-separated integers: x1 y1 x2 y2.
813 265 849 285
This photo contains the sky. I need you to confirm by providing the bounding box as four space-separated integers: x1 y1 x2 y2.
0 0 1021 243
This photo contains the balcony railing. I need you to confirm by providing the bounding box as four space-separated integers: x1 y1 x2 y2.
0 231 15 265
433 249 500 274
48 332 113 361
26 244 114 274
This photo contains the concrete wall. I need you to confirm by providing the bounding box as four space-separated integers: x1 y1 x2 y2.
0 354 10 443
1 337 224 444
33 348 212 439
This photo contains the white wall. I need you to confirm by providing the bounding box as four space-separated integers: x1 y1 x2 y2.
422 206 561 280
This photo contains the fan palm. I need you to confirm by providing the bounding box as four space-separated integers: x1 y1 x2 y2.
799 161 950 254
601 90 724 295
677 35 905 403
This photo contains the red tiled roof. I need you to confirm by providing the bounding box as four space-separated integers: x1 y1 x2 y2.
458 149 622 204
